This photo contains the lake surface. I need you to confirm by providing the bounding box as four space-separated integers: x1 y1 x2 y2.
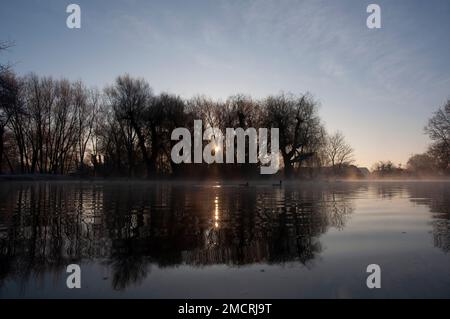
0 181 449 298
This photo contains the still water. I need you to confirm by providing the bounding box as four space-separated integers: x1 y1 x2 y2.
0 181 449 298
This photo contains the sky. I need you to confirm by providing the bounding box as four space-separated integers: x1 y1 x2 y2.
1 0 450 168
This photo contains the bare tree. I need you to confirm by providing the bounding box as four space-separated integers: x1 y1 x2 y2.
188 95 220 129
23 74 55 173
1 72 33 174
0 72 19 173
97 102 128 176
0 42 16 173
89 97 107 175
217 95 263 176
217 94 262 130
0 41 14 74
372 160 404 177
425 101 450 171
105 75 153 177
407 153 436 174
73 83 98 170
6 75 89 175
154 93 186 175
264 93 325 177
325 131 354 169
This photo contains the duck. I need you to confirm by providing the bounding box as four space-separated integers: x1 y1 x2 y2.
272 180 282 187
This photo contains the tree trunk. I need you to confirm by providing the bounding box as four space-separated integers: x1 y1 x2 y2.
283 154 293 178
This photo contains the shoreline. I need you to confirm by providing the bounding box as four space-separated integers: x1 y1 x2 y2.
1 174 449 183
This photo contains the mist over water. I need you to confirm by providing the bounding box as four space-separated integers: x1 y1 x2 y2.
0 181 449 298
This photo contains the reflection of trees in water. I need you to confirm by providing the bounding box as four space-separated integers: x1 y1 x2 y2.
0 182 355 290
0 183 90 290
367 182 450 253
373 183 407 200
107 250 149 291
406 182 450 253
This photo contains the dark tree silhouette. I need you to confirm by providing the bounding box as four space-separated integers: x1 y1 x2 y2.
264 93 325 177
105 75 154 177
325 131 354 171
425 101 450 172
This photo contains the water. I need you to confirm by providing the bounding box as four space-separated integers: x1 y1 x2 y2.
0 181 449 298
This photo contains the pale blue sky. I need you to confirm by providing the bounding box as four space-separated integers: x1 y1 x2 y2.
1 0 450 167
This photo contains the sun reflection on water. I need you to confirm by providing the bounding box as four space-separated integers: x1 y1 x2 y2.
214 196 219 228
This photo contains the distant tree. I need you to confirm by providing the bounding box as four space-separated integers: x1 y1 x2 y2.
47 78 78 174
0 41 14 74
217 94 262 130
188 95 220 129
0 72 19 173
0 41 15 174
89 97 106 176
372 160 404 177
73 83 99 171
105 75 153 177
97 101 129 176
407 153 436 175
1 73 27 173
264 93 325 177
325 131 354 169
425 101 450 172
0 73 102 175
217 95 263 176
151 93 186 175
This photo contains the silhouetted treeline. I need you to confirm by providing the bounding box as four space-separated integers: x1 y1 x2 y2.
0 72 358 179
374 101 450 178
